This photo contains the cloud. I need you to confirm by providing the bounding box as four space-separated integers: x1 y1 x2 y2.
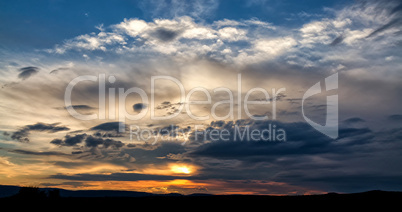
366 19 401 38
155 125 180 137
388 114 402 121
329 35 345 46
90 122 124 132
183 119 402 193
50 134 87 146
115 18 148 37
9 149 70 156
49 67 69 74
155 101 173 109
85 135 124 149
213 19 245 27
11 123 70 142
366 1 402 38
51 133 124 149
133 103 147 112
17 67 39 80
189 119 376 160
254 37 297 56
154 101 183 116
50 30 126 53
2 0 402 194
10 129 29 143
64 105 96 110
25 123 70 132
343 117 366 124
151 27 181 42
63 105 97 116
121 142 186 165
218 27 247 41
39 0 401 76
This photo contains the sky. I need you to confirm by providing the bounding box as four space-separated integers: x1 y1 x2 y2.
0 0 402 195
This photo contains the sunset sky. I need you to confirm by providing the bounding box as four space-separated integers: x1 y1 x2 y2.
0 0 402 195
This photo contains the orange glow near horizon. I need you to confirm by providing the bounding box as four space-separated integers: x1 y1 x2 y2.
42 179 210 195
39 179 324 195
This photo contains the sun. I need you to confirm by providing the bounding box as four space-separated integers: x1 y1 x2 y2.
170 165 192 174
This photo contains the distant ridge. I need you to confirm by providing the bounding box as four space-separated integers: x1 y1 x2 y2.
0 185 19 198
1 184 402 199
0 185 193 198
1 185 402 208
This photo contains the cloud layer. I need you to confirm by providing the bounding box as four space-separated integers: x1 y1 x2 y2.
0 0 401 195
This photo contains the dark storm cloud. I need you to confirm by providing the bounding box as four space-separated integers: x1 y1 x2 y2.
183 118 402 192
11 123 70 142
51 133 124 149
92 131 124 138
151 27 181 42
41 117 402 192
89 122 126 138
133 103 147 112
156 125 179 136
126 143 136 148
50 134 86 146
64 105 96 110
337 128 372 139
388 128 402 140
150 125 191 139
17 66 39 80
90 122 124 132
343 117 366 124
10 129 29 143
329 35 344 46
85 135 124 149
25 123 70 132
90 122 127 137
189 120 374 160
388 114 402 121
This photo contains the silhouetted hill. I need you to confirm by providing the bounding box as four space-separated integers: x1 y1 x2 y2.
0 185 20 198
1 185 401 207
0 185 182 198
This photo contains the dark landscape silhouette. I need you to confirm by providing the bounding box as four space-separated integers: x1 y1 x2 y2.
1 185 401 207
